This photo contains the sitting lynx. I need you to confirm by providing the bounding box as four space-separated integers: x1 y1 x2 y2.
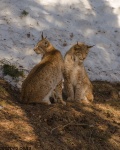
63 42 94 103
21 33 66 105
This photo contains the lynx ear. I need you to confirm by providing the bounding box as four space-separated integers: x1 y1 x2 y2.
41 32 44 39
77 41 79 45
87 45 95 49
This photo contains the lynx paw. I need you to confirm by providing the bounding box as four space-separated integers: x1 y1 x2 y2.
86 93 94 102
61 100 66 105
43 99 51 105
80 99 90 105
67 97 74 102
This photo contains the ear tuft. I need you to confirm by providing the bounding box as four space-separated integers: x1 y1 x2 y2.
87 45 95 49
41 32 44 39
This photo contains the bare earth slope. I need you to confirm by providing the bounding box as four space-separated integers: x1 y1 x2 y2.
0 78 120 150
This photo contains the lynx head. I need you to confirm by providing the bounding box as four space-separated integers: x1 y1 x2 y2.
71 42 94 63
34 32 54 55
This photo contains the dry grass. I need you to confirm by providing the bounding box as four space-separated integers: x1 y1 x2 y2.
0 78 120 150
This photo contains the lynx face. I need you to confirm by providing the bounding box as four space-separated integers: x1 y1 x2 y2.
34 38 50 55
72 43 93 63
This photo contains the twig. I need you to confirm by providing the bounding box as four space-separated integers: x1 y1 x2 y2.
51 122 94 134
51 121 73 134
89 129 94 144
51 125 63 134
62 121 74 128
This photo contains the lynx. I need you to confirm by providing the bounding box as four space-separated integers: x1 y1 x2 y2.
21 33 66 105
63 42 94 103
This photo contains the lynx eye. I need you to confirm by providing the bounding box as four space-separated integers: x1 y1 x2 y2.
74 47 78 51
45 41 48 45
74 46 81 51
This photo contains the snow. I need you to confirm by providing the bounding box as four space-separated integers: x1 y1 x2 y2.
0 0 120 88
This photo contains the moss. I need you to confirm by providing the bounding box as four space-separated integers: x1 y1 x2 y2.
21 10 29 16
3 64 24 78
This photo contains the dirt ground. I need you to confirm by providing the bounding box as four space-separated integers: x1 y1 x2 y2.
0 77 120 150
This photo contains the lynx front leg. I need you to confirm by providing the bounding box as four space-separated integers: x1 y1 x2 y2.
54 80 66 105
63 79 74 101
74 84 89 103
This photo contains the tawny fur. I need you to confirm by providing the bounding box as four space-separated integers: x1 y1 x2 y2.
21 34 66 105
63 42 94 103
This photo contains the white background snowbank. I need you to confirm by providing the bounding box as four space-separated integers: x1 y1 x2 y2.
0 0 120 88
